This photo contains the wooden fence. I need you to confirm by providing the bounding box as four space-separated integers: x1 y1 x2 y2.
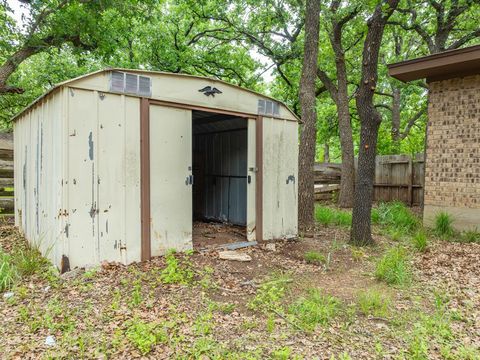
0 132 14 218
315 153 425 206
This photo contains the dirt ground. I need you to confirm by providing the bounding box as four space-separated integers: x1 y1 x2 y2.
0 223 479 359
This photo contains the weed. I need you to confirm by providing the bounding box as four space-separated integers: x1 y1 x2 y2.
159 250 194 285
0 250 17 291
125 317 168 355
219 302 235 314
460 229 480 243
411 231 428 252
111 289 121 311
375 246 411 286
434 212 454 239
357 289 390 317
315 205 352 227
266 314 275 333
13 244 49 276
241 319 258 330
129 281 143 308
304 250 326 265
248 273 291 312
271 346 292 360
289 288 341 330
193 311 213 336
350 247 365 261
373 201 419 233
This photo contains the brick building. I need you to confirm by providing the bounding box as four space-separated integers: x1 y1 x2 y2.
389 45 480 231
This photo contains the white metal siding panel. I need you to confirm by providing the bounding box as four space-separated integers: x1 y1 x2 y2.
67 88 99 268
150 105 193 255
246 118 256 241
124 97 141 264
13 91 65 268
98 93 126 263
262 117 298 239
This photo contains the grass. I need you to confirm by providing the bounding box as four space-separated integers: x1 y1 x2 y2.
459 229 480 243
434 212 454 239
315 205 352 227
375 246 411 286
371 201 419 233
357 289 390 317
304 250 326 265
411 231 428 252
288 288 341 330
13 244 49 276
0 249 17 292
248 272 291 312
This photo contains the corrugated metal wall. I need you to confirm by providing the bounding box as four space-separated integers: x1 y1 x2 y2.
193 116 248 225
14 89 65 267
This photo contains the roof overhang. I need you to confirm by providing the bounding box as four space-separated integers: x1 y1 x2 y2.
388 45 480 83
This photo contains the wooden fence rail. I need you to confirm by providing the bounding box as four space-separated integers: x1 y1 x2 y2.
0 132 14 217
315 153 425 206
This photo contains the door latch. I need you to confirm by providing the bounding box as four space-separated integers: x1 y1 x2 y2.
247 175 252 184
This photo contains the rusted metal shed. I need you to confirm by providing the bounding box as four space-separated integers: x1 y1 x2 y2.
13 69 299 270
388 45 480 230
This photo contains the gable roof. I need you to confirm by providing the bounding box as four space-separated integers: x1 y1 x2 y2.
388 45 480 83
12 68 300 122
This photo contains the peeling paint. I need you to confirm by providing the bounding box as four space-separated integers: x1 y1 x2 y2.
88 132 94 160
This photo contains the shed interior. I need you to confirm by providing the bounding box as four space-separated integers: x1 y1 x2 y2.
192 110 248 247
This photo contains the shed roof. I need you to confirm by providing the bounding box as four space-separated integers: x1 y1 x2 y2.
387 45 480 83
12 68 300 122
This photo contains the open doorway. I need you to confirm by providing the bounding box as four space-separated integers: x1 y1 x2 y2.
192 110 248 249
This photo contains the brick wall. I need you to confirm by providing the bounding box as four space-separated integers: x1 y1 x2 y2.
425 74 480 209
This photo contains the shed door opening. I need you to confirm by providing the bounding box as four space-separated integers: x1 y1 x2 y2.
192 110 254 248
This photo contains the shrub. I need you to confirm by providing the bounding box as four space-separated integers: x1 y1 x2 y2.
315 206 351 227
125 317 168 355
375 246 411 286
357 289 390 317
411 231 428 252
373 202 419 233
304 251 326 265
0 250 17 291
288 288 341 330
434 212 454 239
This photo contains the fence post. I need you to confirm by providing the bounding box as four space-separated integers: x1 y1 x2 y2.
408 156 413 206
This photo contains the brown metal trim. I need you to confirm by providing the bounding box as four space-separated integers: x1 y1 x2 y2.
140 98 151 261
255 116 263 241
148 98 298 123
388 45 480 83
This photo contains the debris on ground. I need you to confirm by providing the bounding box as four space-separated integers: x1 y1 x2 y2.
218 250 252 262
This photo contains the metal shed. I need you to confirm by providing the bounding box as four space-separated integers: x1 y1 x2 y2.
12 69 299 270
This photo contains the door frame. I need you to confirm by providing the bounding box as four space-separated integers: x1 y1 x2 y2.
140 98 264 261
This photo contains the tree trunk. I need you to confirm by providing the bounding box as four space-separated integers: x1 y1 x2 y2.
0 46 38 94
298 0 321 232
350 0 399 246
336 74 354 208
324 143 330 162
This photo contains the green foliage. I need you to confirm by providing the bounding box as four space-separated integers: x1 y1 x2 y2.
271 347 292 360
411 231 428 252
460 230 480 243
125 317 168 355
372 202 419 233
375 246 411 286
315 205 352 227
304 251 326 265
288 289 341 331
357 289 390 317
159 250 194 285
0 249 17 291
248 273 291 312
14 244 50 276
434 212 455 239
